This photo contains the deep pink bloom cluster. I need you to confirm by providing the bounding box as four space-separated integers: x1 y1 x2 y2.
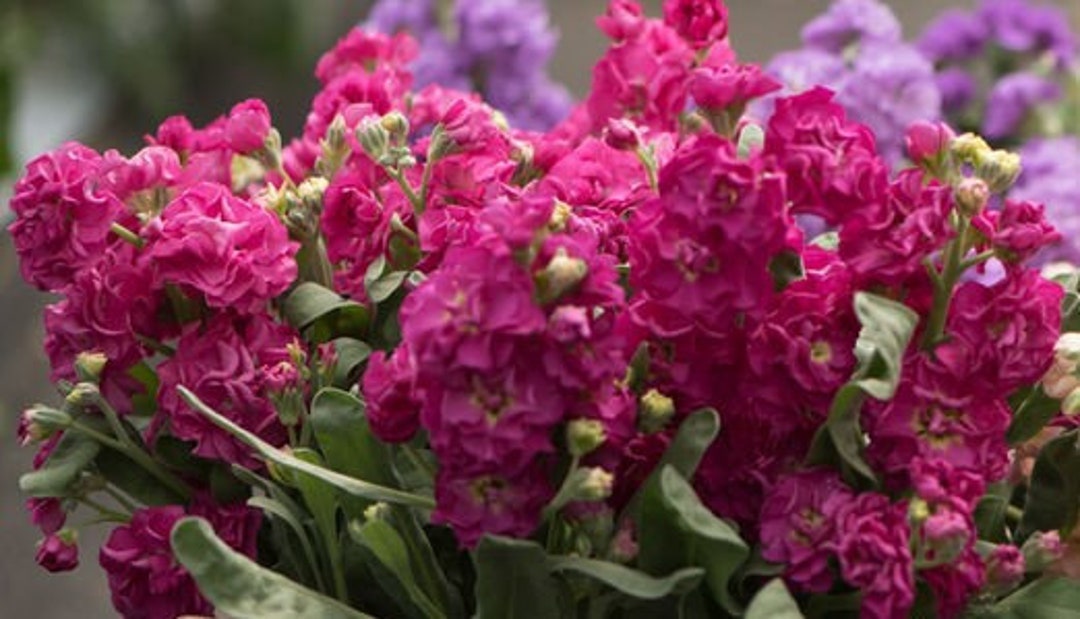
9 1 1069 617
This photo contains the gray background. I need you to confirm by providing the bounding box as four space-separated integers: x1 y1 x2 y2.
1 1 1075 616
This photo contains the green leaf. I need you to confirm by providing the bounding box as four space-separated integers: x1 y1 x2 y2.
745 579 804 619
1019 429 1080 539
638 466 749 615
95 449 185 506
282 282 369 344
331 338 372 388
19 431 101 497
248 495 327 593
171 517 372 619
368 270 410 304
349 518 447 619
989 577 1080 619
806 292 918 487
974 482 1013 543
1006 386 1061 445
474 536 562 619
178 386 434 509
310 388 397 489
548 556 704 600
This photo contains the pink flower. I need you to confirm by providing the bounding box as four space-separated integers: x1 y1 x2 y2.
987 199 1061 264
760 469 854 593
36 533 79 573
690 63 781 112
314 28 416 86
156 313 297 467
840 169 955 286
766 87 887 225
363 347 422 443
99 500 259 619
8 142 124 291
225 99 273 153
143 183 298 314
905 120 955 164
947 269 1062 393
663 0 730 49
597 0 647 41
834 493 916 619
922 548 986 619
27 498 66 535
432 466 553 548
438 98 507 155
985 545 1025 595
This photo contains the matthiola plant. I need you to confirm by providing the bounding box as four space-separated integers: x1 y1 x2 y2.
10 1 1080 618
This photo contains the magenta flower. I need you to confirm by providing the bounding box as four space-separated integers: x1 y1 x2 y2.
690 63 781 112
834 493 916 619
363 346 422 443
156 312 297 467
662 0 729 49
8 142 124 292
143 183 298 314
36 533 79 573
27 498 66 535
225 98 273 153
432 466 553 548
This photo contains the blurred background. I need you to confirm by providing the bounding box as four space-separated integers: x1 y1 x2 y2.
1 1 1076 616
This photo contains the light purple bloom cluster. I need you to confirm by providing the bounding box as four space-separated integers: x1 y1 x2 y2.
1012 137 1080 264
760 0 941 163
919 0 1077 140
367 0 573 130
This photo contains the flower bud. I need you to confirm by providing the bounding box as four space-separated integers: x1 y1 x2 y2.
65 382 101 408
950 133 991 163
549 201 573 232
22 406 73 443
639 388 675 433
576 467 614 502
1022 530 1064 573
1042 333 1080 399
230 154 265 193
357 119 390 161
567 419 607 457
363 502 392 522
954 178 990 217
906 120 956 165
984 545 1025 597
36 530 79 573
74 352 108 383
538 247 588 302
603 118 643 152
298 177 329 213
1063 388 1080 416
609 520 639 563
380 112 410 144
918 510 970 566
975 149 1022 193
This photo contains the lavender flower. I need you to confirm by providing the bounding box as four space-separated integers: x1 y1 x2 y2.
367 0 573 130
984 72 1062 139
759 0 941 163
1011 137 1080 264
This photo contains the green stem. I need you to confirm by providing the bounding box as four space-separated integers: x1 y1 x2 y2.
634 147 658 193
110 223 145 249
400 444 436 481
387 168 423 215
921 216 971 350
77 496 131 523
417 158 435 215
104 484 138 513
1006 505 1024 525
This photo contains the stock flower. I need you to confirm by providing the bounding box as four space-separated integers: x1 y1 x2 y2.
800 0 901 53
27 498 66 536
363 347 422 443
36 533 79 573
143 183 298 314
224 98 273 154
156 313 297 467
662 0 729 49
765 88 886 224
759 469 854 593
983 72 1061 139
8 142 124 291
432 466 553 548
99 500 259 619
1011 137 1080 264
834 493 916 618
690 63 781 112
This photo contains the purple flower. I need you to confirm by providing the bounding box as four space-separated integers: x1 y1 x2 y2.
983 72 1061 139
978 0 1077 66
935 67 979 114
918 9 990 63
801 0 901 53
366 0 572 130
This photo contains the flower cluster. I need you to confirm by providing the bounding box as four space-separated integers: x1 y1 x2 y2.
9 1 1078 618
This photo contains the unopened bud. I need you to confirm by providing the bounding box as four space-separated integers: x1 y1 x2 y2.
567 419 607 457
609 521 639 563
1063 388 1080 415
380 112 410 144
639 389 675 433
231 154 265 193
1042 333 1080 399
357 119 390 161
908 498 931 525
297 177 329 213
954 178 990 216
976 149 1022 193
65 383 100 408
576 467 614 502
906 120 956 165
326 114 349 153
21 406 72 443
603 118 643 151
951 133 991 163
549 201 573 232
74 352 108 383
539 248 588 302
363 502 392 522
984 545 1025 597
1021 530 1064 572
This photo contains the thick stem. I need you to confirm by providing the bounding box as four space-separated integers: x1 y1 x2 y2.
110 223 145 249
921 217 971 350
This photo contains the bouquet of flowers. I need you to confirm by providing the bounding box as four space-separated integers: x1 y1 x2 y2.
10 0 1080 617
